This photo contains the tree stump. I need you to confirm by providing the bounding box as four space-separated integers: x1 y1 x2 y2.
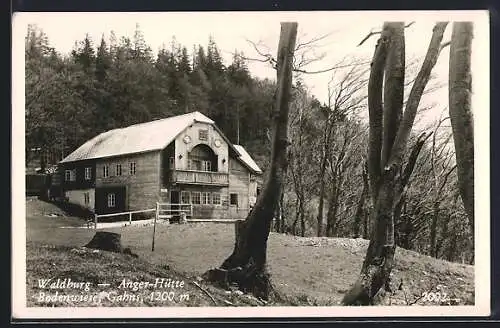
85 231 123 253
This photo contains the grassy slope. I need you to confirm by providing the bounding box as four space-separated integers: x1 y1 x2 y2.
26 198 474 306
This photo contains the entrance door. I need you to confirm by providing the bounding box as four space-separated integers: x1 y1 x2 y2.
170 190 180 221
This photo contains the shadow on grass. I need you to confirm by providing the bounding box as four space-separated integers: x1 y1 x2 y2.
48 199 94 219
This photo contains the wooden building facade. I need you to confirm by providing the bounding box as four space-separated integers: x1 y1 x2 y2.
58 112 263 219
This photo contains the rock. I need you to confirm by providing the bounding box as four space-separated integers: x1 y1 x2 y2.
85 231 123 253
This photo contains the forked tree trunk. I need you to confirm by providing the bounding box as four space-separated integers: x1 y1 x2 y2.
203 22 298 300
449 22 474 231
342 22 448 305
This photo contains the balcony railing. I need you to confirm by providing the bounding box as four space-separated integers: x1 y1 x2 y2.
173 169 229 186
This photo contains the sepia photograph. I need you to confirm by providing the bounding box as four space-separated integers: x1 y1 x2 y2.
12 10 490 319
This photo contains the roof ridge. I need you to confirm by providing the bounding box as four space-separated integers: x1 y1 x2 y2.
123 111 198 129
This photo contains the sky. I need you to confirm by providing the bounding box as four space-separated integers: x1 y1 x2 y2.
13 10 489 131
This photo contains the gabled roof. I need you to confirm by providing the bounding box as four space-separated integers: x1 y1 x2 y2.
234 145 263 174
60 112 262 174
61 111 215 163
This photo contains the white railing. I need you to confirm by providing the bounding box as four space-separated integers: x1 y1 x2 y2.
156 202 193 219
174 170 229 185
92 208 157 229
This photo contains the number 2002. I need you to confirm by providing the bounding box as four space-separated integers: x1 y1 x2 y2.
422 291 448 303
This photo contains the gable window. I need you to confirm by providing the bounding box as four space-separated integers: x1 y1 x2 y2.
230 193 238 206
84 167 92 180
191 191 201 205
65 169 76 182
116 164 122 176
84 192 90 205
181 191 190 204
212 192 221 206
129 162 136 175
107 193 115 208
201 192 210 205
198 129 208 141
103 165 109 178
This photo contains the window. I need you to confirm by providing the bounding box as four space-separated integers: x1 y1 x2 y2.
65 169 76 182
191 192 201 205
198 129 208 141
201 192 210 205
103 165 109 178
212 192 221 206
84 192 90 205
189 159 201 171
116 164 122 176
107 193 115 208
202 160 211 172
84 167 92 180
129 162 136 175
230 193 238 206
169 157 175 168
181 191 190 204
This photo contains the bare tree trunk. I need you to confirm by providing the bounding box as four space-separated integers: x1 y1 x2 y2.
316 157 327 237
300 203 306 237
203 23 298 300
280 201 286 233
362 211 369 239
353 163 369 238
274 191 283 232
429 205 440 257
449 22 474 231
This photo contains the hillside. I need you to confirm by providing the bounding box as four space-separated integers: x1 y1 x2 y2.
25 198 474 307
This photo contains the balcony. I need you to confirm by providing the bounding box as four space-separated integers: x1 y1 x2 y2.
172 169 229 186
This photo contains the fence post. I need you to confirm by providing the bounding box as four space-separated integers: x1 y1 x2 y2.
94 213 98 230
129 212 132 225
152 202 159 252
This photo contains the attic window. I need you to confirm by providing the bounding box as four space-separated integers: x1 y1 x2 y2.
198 129 208 141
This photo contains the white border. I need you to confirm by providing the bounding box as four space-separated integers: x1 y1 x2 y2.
12 10 490 319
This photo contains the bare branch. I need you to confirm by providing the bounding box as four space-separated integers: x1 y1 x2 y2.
294 60 371 74
295 32 334 51
192 281 217 305
358 21 414 47
245 38 277 66
358 30 382 47
440 41 451 52
405 21 416 29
